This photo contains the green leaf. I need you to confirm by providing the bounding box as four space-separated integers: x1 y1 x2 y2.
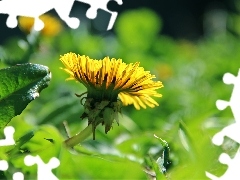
7 130 35 158
0 63 51 129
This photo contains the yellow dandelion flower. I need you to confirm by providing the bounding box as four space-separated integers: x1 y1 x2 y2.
60 52 163 140
18 14 62 36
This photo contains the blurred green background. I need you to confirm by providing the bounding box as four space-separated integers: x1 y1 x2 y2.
1 1 240 179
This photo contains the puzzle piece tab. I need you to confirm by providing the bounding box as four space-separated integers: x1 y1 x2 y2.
206 69 240 179
24 155 60 180
0 126 15 146
0 160 8 171
216 70 240 122
76 0 123 30
0 0 123 31
212 123 240 146
0 160 24 180
211 70 240 146
0 0 79 30
206 148 240 179
12 172 24 180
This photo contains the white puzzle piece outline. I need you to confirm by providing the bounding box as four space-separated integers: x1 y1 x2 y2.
24 155 60 180
0 0 122 31
0 126 15 146
76 0 123 30
12 172 24 180
0 160 8 171
206 148 240 180
0 126 60 179
0 0 79 30
206 69 240 179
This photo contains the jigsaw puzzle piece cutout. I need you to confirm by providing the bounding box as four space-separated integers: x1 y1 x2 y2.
52 0 80 29
0 160 8 171
206 148 240 179
106 0 123 30
206 171 219 180
24 155 60 180
76 0 123 30
222 72 238 85
0 126 15 146
216 100 229 111
212 123 240 146
12 172 24 180
0 161 24 180
217 70 240 122
214 69 240 145
0 0 80 30
0 0 56 30
227 70 240 122
207 69 240 179
107 0 123 12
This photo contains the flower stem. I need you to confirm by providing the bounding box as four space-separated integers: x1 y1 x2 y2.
64 124 92 148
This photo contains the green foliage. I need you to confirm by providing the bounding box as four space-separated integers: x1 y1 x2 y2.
116 8 162 51
0 31 39 65
0 63 51 129
1 7 240 179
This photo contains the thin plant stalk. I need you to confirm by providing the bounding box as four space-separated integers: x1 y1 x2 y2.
64 124 92 148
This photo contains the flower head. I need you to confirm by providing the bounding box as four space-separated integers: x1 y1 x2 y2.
60 52 163 139
19 14 62 36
